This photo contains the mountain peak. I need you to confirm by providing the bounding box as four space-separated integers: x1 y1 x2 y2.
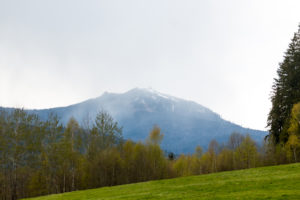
4 88 267 153
125 88 178 102
126 87 158 94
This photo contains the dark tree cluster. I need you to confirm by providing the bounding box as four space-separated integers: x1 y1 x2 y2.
268 24 300 144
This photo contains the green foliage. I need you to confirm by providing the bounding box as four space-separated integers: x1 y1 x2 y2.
207 139 219 173
268 24 300 144
172 132 262 177
194 145 203 158
286 134 300 162
0 109 298 200
0 109 125 199
235 135 258 169
288 102 300 136
173 154 193 176
217 148 234 171
0 109 44 200
285 102 300 162
147 125 164 145
94 111 123 149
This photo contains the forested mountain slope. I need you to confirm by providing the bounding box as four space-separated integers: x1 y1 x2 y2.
1 88 267 153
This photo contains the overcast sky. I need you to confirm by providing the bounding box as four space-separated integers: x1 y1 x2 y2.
1 0 300 130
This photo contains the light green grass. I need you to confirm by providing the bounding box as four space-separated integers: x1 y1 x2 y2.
25 163 300 200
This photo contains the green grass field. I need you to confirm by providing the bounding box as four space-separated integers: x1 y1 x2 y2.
25 163 300 200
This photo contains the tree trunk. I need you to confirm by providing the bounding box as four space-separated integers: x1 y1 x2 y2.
63 172 66 193
293 148 297 163
72 167 75 191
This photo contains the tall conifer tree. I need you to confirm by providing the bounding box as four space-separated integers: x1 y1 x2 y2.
268 24 300 143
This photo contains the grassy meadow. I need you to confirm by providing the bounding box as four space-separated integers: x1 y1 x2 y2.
25 163 300 200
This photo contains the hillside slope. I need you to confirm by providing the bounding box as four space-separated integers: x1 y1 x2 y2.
25 163 300 200
1 88 267 153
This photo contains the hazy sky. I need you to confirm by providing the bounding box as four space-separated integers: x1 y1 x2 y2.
1 0 300 130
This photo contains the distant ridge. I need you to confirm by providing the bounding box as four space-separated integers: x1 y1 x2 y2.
0 88 267 153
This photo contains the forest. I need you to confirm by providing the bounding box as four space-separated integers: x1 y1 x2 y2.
0 105 299 200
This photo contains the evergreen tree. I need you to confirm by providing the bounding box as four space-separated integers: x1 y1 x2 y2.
267 24 300 144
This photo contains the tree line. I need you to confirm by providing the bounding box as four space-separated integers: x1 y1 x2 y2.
267 25 300 146
267 24 300 163
0 108 299 200
0 109 167 200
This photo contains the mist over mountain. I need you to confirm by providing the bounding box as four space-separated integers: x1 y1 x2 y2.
1 88 267 153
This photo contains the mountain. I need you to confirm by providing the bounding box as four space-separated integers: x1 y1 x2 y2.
1 88 267 153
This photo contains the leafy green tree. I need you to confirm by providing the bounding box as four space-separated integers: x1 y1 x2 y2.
228 132 244 150
194 145 203 159
93 111 123 150
199 153 211 174
132 142 148 182
86 110 122 162
217 148 234 171
86 111 123 188
288 102 300 136
0 109 44 199
236 135 258 168
147 126 167 180
286 134 300 162
147 125 164 145
192 146 202 173
286 102 300 162
207 139 219 172
121 140 135 183
267 24 300 144
0 109 9 199
227 132 244 169
41 113 64 194
54 117 85 192
173 155 194 176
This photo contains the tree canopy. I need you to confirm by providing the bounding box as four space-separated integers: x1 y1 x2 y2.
267 24 300 144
